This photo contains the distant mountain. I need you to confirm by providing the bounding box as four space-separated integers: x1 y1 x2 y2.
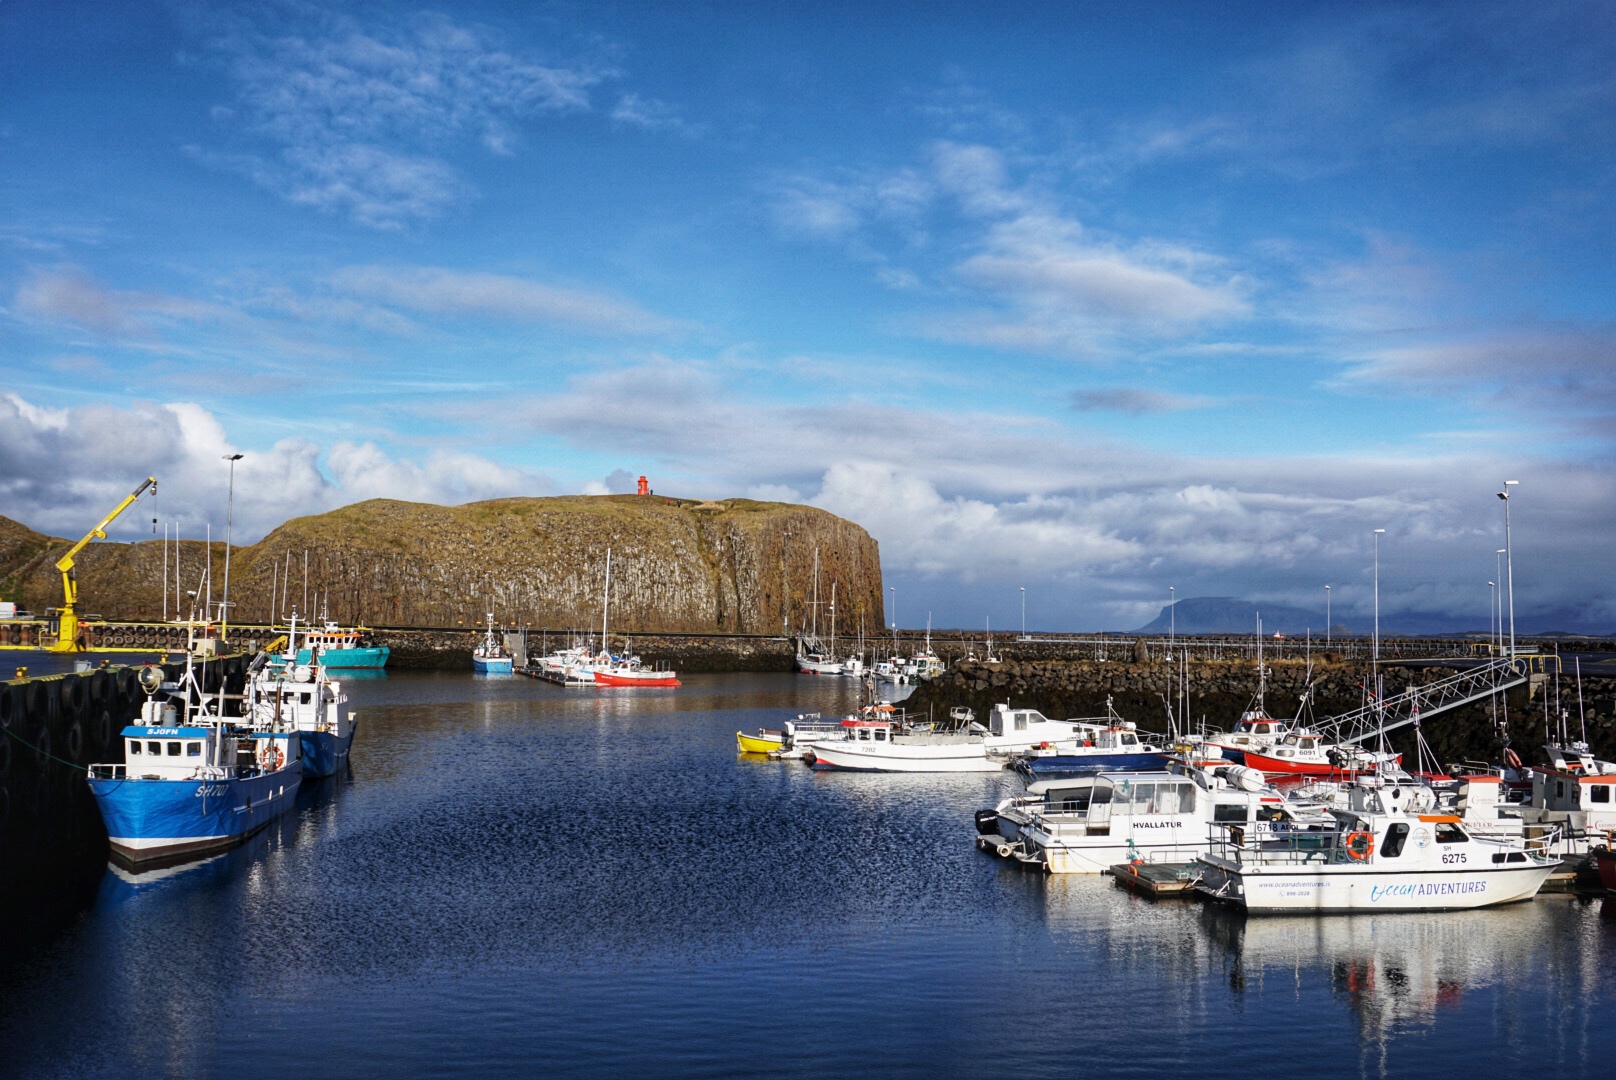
1132 596 1342 637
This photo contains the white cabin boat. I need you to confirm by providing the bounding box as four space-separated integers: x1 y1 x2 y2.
809 704 1090 773
1194 779 1558 912
977 765 1332 874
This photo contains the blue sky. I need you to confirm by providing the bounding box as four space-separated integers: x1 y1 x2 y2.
3 0 1614 633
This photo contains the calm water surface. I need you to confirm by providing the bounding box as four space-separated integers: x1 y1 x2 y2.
2 673 1613 1078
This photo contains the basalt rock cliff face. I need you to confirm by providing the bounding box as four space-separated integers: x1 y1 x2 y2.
0 496 884 634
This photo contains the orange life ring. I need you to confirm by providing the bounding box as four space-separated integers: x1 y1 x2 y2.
1504 747 1523 770
1345 830 1375 861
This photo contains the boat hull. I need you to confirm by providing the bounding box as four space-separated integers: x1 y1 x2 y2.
1240 749 1403 776
473 656 514 674
1022 751 1170 776
298 725 356 779
810 741 1006 772
89 762 304 866
1595 848 1616 891
737 731 784 754
1019 835 1211 875
1196 858 1555 912
591 671 680 687
289 645 389 669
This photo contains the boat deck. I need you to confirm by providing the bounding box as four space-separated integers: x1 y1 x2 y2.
1109 861 1202 897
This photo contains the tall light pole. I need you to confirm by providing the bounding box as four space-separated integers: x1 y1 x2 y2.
1020 587 1026 640
1324 585 1331 647
1499 481 1518 658
1372 529 1385 690
1169 585 1175 649
221 453 244 641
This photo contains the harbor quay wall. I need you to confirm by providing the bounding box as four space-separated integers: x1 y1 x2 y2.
0 655 252 957
903 658 1616 767
370 627 801 672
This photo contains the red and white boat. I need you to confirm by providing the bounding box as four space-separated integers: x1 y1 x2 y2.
581 546 679 687
587 656 680 687
1240 729 1402 777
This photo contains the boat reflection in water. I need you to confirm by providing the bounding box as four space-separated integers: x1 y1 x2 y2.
94 770 348 905
1196 899 1612 1044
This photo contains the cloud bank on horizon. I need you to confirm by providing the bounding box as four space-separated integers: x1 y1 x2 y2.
2 0 1613 633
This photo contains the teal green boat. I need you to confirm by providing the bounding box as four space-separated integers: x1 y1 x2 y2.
269 619 389 670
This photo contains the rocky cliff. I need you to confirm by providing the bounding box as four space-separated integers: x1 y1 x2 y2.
0 495 884 634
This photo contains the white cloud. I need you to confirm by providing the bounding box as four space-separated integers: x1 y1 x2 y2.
0 393 548 543
1070 388 1212 414
327 265 688 336
773 142 1250 354
500 357 1616 630
195 9 611 228
610 93 693 134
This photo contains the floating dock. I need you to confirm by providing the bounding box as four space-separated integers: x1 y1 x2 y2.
1109 861 1202 897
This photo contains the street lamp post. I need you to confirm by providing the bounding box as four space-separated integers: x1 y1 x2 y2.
1020 587 1026 640
1498 482 1518 658
221 453 244 641
1169 586 1175 649
1324 585 1331 647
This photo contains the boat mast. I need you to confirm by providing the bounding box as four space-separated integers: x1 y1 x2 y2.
1256 612 1265 714
810 547 821 642
829 580 837 659
602 547 612 657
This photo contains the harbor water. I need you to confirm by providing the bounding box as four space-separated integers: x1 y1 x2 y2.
1 672 1613 1078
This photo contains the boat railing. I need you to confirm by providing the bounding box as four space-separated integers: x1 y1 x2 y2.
1026 801 1099 829
1516 825 1562 862
88 763 126 780
1205 822 1343 866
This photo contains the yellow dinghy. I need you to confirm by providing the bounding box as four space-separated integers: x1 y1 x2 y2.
736 729 786 754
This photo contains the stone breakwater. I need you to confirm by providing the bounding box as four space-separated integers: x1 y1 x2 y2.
375 627 798 673
904 658 1616 766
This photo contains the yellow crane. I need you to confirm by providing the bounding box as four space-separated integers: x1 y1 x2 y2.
50 476 157 653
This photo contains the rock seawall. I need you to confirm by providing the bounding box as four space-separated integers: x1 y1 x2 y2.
906 658 1616 766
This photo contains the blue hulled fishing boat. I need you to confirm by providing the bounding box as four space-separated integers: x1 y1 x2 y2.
472 613 514 675
88 656 303 867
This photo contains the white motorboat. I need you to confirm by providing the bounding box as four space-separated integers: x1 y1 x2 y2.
242 654 356 778
808 704 1089 773
977 764 1333 874
1194 778 1559 912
